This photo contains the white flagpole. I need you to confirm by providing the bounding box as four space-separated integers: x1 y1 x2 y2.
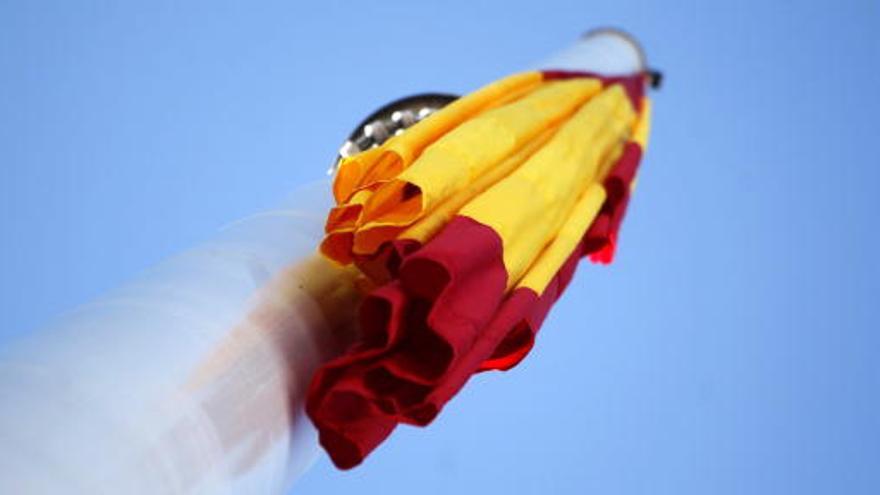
0 29 648 494
535 28 647 75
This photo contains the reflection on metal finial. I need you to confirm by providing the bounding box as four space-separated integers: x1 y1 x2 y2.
328 93 458 176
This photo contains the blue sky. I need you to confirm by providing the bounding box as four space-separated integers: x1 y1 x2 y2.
1 1 878 494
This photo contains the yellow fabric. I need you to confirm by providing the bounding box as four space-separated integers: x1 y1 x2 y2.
633 98 652 149
332 72 543 203
518 183 606 293
321 72 650 299
332 146 385 203
321 189 373 264
353 79 602 255
326 189 372 232
627 97 652 195
457 84 636 289
400 125 559 246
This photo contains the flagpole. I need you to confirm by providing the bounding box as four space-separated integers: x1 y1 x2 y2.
536 28 648 75
0 29 650 494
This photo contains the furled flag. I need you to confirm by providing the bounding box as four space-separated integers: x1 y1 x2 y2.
307 61 655 468
0 27 658 493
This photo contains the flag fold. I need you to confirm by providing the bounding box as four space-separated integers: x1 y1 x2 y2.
308 69 652 469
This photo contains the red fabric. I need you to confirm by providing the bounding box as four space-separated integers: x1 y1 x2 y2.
354 239 422 285
307 217 508 468
584 142 643 264
478 244 582 372
307 213 601 468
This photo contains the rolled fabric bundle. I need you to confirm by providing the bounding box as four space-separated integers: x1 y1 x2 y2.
309 30 655 469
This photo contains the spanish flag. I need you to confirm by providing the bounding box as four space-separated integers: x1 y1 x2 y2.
308 68 652 469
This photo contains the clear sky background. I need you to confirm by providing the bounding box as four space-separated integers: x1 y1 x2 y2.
1 1 878 494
